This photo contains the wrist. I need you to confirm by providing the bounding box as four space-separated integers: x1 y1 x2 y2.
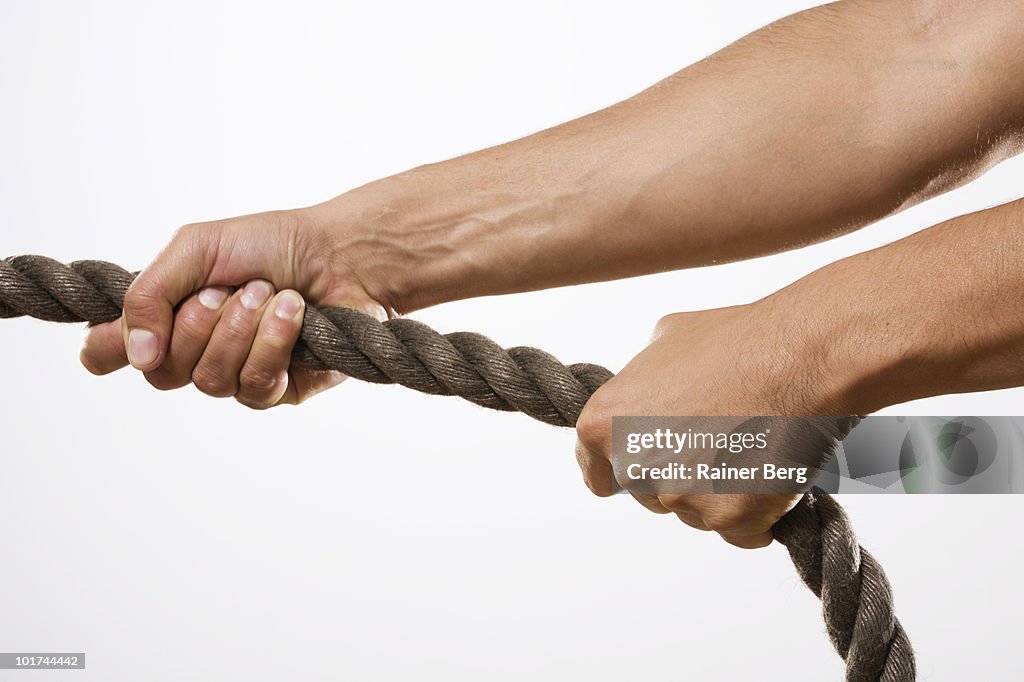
757 266 909 417
304 151 610 314
761 254 955 417
297 174 465 314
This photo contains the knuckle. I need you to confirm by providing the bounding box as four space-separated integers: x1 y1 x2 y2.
144 368 188 392
585 475 614 497
702 505 751 534
219 311 256 343
259 323 298 353
581 472 609 498
576 456 617 499
653 312 684 339
174 307 214 341
657 494 693 513
124 280 162 315
235 394 274 411
633 494 671 514
239 363 281 395
171 223 197 242
174 221 216 243
172 220 223 262
79 349 110 376
675 512 712 531
192 366 235 398
720 532 773 550
576 395 614 454
286 370 342 407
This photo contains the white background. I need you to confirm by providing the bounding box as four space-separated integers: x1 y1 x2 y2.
2 1 1022 680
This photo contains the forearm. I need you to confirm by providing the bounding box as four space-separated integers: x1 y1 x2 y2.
777 198 1024 414
310 0 1024 313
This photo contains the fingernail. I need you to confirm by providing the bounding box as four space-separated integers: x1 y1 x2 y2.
127 329 158 367
275 292 303 320
198 286 230 310
241 280 273 310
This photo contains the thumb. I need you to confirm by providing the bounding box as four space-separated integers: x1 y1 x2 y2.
123 224 219 371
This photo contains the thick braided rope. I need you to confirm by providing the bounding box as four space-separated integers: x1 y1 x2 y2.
775 494 915 681
0 255 914 680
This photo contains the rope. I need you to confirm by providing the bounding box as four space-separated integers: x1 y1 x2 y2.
0 255 915 680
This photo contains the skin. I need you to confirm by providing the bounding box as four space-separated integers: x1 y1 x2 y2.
578 198 1024 547
82 0 1024 547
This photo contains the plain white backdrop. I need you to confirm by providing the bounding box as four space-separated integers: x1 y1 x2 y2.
2 1 1022 680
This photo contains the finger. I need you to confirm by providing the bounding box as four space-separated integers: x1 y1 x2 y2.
693 494 777 549
235 290 305 409
278 368 348 406
656 493 699 514
122 223 222 371
717 530 774 550
80 320 129 375
274 295 384 406
574 439 621 497
191 280 275 398
674 511 711 531
629 492 672 514
143 286 232 391
658 494 712 529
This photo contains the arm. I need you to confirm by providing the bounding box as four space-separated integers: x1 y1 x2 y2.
574 197 1024 547
82 0 1024 408
322 0 1024 313
797 198 1024 412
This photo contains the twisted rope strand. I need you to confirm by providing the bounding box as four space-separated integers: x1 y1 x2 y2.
0 255 915 680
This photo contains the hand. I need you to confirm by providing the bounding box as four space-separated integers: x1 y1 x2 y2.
80 207 388 408
574 302 848 549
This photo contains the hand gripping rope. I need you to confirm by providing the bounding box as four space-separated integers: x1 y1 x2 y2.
0 255 915 681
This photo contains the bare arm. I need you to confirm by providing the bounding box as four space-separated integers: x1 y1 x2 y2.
575 197 1024 546
81 0 1024 411
317 0 1024 313
800 197 1024 413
